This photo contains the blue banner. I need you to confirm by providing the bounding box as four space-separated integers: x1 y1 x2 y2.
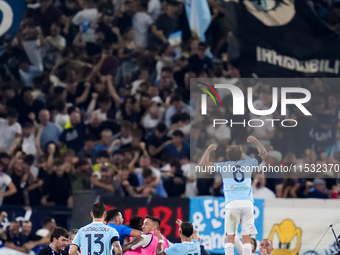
0 0 26 38
189 197 264 254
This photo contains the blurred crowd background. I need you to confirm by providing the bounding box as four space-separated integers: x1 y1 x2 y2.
0 2 340 252
1 0 340 254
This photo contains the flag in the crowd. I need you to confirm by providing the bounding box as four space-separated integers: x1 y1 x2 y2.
224 0 340 77
184 0 211 42
0 0 25 40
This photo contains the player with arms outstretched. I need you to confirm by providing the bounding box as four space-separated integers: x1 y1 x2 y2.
69 202 122 255
200 136 267 255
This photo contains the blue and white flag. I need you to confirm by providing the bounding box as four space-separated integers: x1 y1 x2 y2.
184 0 211 42
0 0 26 39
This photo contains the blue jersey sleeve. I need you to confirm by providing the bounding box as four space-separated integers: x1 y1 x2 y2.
71 232 81 247
121 225 132 237
247 157 261 166
164 243 185 255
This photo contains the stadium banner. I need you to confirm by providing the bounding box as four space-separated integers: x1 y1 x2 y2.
0 0 26 39
189 197 264 254
263 199 340 255
223 0 340 77
100 196 189 241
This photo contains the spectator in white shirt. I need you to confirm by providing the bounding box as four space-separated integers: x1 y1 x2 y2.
0 109 22 153
133 1 153 47
252 173 276 199
0 162 17 206
72 0 98 43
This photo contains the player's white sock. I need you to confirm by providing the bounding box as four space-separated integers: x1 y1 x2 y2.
242 243 252 255
225 243 234 255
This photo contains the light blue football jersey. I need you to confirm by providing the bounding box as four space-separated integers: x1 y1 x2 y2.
164 240 201 255
214 157 261 204
72 222 119 255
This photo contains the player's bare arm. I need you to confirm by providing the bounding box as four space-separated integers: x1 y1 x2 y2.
121 235 143 252
155 230 167 255
113 240 123 255
247 136 268 160
200 144 217 167
69 244 80 255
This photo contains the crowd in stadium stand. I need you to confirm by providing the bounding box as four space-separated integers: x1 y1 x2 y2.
0 0 340 215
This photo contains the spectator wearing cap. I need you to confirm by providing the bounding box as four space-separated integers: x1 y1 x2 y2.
97 7 120 44
38 109 61 150
0 109 22 153
9 87 45 125
165 95 190 128
133 1 153 47
60 107 86 153
76 134 97 164
164 130 190 159
306 179 329 199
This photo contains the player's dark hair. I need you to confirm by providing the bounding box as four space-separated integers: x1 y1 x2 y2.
145 215 161 228
50 227 68 242
129 216 143 231
105 209 120 222
92 202 106 218
180 221 194 237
